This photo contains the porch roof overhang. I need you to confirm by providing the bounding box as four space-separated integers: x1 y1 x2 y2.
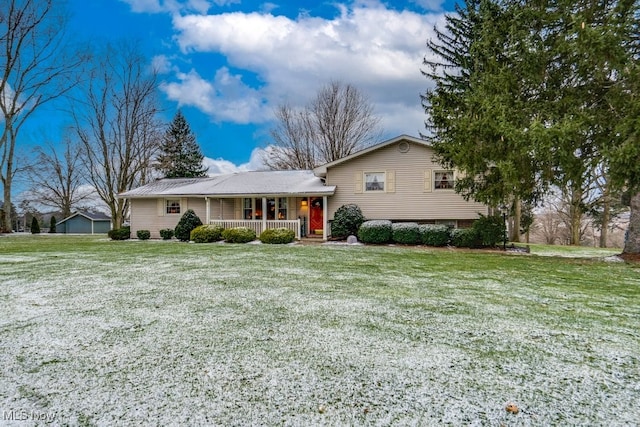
118 170 335 199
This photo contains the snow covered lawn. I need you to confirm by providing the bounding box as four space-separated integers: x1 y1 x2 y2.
1 235 639 426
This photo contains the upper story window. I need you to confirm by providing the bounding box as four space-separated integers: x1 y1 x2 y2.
166 199 181 215
434 171 454 190
365 172 385 192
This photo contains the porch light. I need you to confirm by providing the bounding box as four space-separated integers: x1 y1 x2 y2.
301 199 308 207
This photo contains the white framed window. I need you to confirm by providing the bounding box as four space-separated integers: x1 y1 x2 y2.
166 199 181 215
434 171 454 189
364 172 385 192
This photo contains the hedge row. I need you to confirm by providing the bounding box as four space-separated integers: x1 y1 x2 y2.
356 215 505 248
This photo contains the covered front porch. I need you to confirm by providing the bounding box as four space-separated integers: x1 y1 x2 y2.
204 195 330 240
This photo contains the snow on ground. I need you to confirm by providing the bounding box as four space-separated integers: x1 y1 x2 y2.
0 240 639 426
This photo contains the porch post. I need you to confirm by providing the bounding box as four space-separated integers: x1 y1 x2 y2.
262 197 267 235
205 197 210 224
322 195 328 241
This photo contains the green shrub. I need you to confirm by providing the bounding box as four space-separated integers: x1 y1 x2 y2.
260 227 295 244
222 227 256 243
49 216 57 233
159 228 174 240
190 225 224 243
108 227 131 241
473 214 506 247
450 227 480 248
331 204 365 239
357 220 392 244
392 222 420 244
174 209 203 241
419 224 450 247
136 230 151 240
30 217 40 234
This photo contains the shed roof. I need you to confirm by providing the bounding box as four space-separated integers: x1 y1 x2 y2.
119 170 335 198
57 211 111 225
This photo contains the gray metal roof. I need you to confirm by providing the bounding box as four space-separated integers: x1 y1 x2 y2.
119 170 335 198
57 211 111 224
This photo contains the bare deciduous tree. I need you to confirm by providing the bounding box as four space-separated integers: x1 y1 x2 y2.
24 138 93 218
265 81 382 170
0 0 84 231
74 42 162 229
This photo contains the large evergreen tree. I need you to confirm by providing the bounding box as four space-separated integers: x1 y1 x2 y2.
156 111 208 178
423 0 640 250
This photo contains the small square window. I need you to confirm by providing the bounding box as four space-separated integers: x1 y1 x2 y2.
434 171 454 189
166 199 181 215
365 172 385 192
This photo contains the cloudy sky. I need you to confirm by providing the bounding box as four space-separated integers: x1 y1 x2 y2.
59 0 454 174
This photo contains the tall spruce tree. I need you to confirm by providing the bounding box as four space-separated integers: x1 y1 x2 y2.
423 0 640 250
156 111 207 178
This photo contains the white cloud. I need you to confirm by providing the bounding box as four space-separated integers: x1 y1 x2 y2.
204 146 269 175
121 0 212 14
168 5 446 128
412 0 447 11
151 55 173 74
159 67 269 123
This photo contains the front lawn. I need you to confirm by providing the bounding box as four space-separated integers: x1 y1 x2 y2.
1 235 638 425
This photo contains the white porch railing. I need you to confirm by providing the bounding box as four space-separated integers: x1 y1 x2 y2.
209 219 301 239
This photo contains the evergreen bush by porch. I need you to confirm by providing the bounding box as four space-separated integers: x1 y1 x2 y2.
419 224 450 247
259 228 295 244
136 230 151 240
30 217 40 234
222 227 256 243
357 220 392 244
174 209 203 241
472 214 506 247
331 204 365 239
450 228 480 248
190 225 224 243
49 216 56 233
391 222 420 245
159 228 174 240
108 227 131 240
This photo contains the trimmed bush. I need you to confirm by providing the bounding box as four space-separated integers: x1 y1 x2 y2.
450 227 480 248
174 209 203 241
136 229 151 240
419 224 450 247
108 227 131 240
392 222 420 245
260 227 295 244
222 227 256 243
331 204 365 239
357 220 392 244
190 225 224 243
473 214 506 247
159 228 174 240
49 216 57 233
30 217 40 234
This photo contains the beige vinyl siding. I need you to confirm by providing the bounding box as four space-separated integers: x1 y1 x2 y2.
325 141 487 221
130 197 206 239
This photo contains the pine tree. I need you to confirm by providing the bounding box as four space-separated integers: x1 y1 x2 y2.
31 217 40 234
156 111 208 178
49 216 56 233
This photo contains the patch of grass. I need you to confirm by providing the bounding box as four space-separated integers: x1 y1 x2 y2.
0 235 638 425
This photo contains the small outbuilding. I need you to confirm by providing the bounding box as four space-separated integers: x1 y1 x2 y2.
56 211 112 234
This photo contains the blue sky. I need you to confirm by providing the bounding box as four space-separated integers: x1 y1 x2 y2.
22 0 457 180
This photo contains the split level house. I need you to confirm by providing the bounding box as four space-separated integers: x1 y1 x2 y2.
119 135 488 240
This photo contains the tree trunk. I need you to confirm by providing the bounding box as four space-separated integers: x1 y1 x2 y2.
510 199 522 242
569 187 583 245
623 191 640 254
599 186 610 248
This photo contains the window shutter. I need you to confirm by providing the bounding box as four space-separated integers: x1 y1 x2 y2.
354 171 363 193
386 170 395 193
424 170 432 192
158 199 165 216
234 199 242 220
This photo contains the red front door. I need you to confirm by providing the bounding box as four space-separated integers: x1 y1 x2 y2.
309 198 323 235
